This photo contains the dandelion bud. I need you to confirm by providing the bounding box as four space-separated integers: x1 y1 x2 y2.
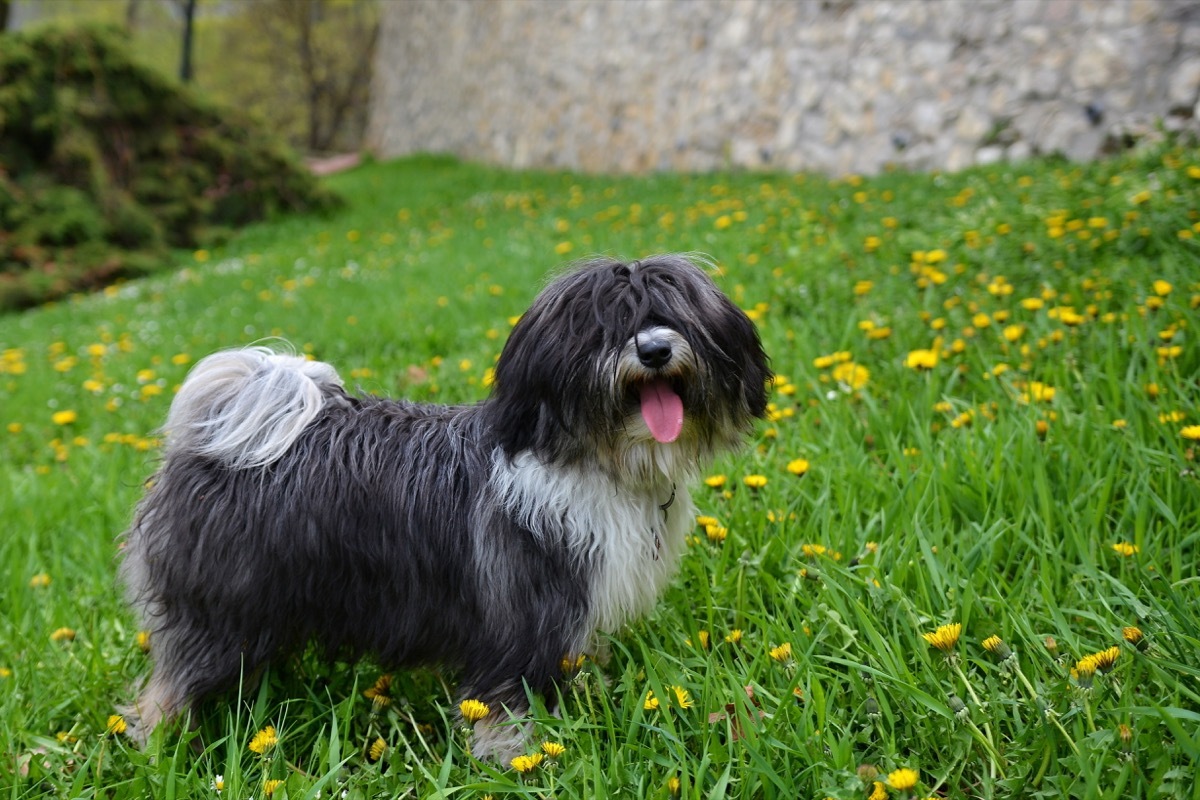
1043 636 1058 656
865 696 881 721
948 694 969 722
856 763 879 782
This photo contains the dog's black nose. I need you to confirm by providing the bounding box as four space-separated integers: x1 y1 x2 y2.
637 336 673 369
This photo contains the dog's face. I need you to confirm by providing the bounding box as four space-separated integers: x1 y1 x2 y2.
489 255 771 471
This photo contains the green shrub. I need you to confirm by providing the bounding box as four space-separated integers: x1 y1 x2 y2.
0 24 341 310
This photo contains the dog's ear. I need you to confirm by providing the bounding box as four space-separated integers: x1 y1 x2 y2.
487 308 576 460
719 296 772 420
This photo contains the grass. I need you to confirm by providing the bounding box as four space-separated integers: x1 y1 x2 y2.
2 145 1199 799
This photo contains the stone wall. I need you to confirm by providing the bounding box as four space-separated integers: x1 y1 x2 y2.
367 0 1200 175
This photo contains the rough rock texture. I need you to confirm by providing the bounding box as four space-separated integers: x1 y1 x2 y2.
367 0 1200 175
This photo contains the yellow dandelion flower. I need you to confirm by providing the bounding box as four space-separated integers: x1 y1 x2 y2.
511 752 544 773
705 524 727 543
869 780 888 800
769 642 793 663
51 410 78 426
904 348 938 370
50 627 76 642
787 458 810 476
364 674 393 709
135 630 151 652
459 698 491 722
743 474 768 489
368 737 387 761
106 714 128 735
0 667 10 678
248 725 278 754
832 361 870 389
982 635 1014 662
29 572 51 588
643 691 660 711
667 776 682 795
704 474 727 488
724 629 743 644
1002 324 1025 342
1152 280 1173 296
1023 381 1056 403
812 354 834 369
671 686 694 709
541 741 566 758
1111 541 1139 557
1123 626 1146 649
1090 645 1120 673
887 767 919 790
922 622 961 652
1181 425 1200 440
262 778 284 796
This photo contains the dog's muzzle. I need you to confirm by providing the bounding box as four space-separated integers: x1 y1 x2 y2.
625 327 693 444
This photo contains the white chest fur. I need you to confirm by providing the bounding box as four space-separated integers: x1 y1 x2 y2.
489 450 693 635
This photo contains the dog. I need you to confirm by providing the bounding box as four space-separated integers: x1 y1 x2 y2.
119 253 770 760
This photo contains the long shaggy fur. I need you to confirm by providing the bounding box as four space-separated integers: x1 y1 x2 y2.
120 254 770 760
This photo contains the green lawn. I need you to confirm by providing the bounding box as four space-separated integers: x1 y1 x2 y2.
1 147 1198 799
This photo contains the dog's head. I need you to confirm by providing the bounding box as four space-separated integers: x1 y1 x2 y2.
489 254 770 476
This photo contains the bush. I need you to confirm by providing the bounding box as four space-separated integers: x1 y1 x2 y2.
0 24 341 310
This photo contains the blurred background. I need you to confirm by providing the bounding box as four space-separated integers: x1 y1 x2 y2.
6 0 1199 174
2 0 378 157
2 0 1198 309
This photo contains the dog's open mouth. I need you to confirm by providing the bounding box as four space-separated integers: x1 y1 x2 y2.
638 379 684 443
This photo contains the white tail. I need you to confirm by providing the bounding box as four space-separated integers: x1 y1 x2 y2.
164 346 343 469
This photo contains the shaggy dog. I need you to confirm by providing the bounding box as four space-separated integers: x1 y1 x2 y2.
120 253 770 759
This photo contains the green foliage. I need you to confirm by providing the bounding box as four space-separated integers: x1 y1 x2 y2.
208 0 378 153
1 145 1198 798
0 24 340 310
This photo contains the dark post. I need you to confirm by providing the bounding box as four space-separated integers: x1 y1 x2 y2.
179 0 197 82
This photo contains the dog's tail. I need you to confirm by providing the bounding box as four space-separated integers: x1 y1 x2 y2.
163 345 343 469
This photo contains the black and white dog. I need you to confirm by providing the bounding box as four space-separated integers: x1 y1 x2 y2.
120 254 770 759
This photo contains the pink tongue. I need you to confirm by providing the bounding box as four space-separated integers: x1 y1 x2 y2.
640 380 684 443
